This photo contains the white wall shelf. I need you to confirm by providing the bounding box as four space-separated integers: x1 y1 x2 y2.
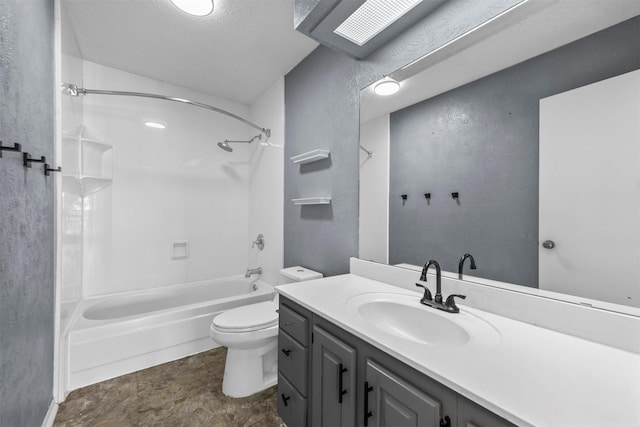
290 149 330 165
292 197 332 205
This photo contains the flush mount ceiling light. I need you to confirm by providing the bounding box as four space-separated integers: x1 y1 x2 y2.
334 0 423 46
144 121 166 129
169 0 214 17
374 77 400 96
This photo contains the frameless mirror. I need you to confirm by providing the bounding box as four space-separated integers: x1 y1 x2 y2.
359 1 640 315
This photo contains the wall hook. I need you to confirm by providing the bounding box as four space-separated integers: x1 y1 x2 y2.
424 193 431 200
44 164 62 176
23 153 46 168
401 194 408 205
0 141 22 158
451 192 459 199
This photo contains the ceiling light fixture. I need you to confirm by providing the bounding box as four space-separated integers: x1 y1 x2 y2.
374 77 400 96
144 121 167 129
169 0 214 17
334 0 423 46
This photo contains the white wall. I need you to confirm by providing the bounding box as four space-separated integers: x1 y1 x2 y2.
81 61 253 296
248 77 285 285
359 114 389 264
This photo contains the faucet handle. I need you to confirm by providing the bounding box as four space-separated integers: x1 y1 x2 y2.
415 283 433 301
444 294 466 312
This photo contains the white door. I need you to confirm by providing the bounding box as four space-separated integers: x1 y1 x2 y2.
539 69 640 308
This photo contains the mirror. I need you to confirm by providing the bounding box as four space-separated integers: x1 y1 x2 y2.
359 1 640 314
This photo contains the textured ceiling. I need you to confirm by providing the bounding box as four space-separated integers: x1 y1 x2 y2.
62 0 318 104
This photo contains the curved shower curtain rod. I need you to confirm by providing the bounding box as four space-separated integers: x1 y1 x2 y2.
61 83 271 138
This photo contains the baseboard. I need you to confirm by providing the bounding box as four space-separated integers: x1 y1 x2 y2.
42 400 58 427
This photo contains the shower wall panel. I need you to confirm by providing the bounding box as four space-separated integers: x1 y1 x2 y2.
80 61 252 297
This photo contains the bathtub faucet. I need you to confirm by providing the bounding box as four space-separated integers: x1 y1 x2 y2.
245 267 262 278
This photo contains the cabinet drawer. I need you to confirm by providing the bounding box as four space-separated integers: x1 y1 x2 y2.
279 303 309 345
278 372 307 427
279 330 308 395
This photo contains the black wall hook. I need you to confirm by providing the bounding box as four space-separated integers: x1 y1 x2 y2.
451 192 459 199
23 153 46 168
424 193 431 200
0 141 22 158
44 164 62 176
401 194 408 201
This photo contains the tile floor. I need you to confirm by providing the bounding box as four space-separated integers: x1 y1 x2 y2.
54 347 286 427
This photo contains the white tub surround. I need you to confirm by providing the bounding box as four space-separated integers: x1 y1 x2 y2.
65 277 274 393
276 260 640 427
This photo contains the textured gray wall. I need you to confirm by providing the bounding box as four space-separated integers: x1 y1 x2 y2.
0 0 55 425
389 16 640 287
285 0 522 276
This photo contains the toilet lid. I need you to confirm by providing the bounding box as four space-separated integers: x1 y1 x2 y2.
213 301 278 332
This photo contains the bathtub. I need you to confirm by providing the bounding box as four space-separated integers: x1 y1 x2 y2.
65 276 274 393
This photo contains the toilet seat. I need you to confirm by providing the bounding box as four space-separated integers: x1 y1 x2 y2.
213 301 278 333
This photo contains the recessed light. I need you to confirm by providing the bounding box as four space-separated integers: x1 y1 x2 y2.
170 0 214 17
144 121 166 129
374 78 400 96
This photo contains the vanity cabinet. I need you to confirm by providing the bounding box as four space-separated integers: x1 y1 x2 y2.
278 296 514 427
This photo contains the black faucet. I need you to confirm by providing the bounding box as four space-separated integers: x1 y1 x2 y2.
415 259 466 313
458 253 477 280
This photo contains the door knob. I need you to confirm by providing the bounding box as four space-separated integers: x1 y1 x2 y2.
542 240 555 249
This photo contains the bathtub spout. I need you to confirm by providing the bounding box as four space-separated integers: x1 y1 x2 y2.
245 267 262 278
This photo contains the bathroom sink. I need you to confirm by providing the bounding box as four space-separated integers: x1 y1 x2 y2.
346 293 500 347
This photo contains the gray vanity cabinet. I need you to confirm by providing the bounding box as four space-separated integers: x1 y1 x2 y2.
311 325 357 427
277 296 514 427
365 359 446 427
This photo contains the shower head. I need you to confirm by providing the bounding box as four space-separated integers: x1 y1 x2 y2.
217 141 233 152
216 134 262 153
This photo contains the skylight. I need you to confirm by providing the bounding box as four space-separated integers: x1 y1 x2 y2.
334 0 423 46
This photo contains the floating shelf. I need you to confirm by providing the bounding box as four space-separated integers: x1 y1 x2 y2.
290 149 330 165
292 197 332 205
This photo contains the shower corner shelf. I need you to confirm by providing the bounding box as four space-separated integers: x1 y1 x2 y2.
290 149 330 165
62 175 112 196
62 127 113 196
292 197 332 206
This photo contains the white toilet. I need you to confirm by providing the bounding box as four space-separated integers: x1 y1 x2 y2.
209 266 322 397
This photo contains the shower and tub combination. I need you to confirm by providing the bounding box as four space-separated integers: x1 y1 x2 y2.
58 77 282 396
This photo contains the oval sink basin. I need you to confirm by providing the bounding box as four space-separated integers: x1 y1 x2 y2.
347 293 500 347
358 300 470 345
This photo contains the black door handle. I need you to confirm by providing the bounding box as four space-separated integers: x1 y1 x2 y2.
338 363 348 403
364 381 374 426
281 393 290 407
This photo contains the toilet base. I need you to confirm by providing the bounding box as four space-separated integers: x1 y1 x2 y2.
221 339 278 398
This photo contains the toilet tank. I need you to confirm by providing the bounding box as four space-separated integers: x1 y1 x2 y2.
279 266 323 284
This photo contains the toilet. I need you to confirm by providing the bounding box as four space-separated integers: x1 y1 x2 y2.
209 266 322 397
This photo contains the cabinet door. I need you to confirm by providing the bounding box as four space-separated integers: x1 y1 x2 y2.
458 396 516 427
311 326 357 427
365 360 445 427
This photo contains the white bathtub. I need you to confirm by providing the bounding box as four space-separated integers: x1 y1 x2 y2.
64 276 274 393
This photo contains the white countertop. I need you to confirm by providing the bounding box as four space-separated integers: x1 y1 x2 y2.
277 274 640 427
